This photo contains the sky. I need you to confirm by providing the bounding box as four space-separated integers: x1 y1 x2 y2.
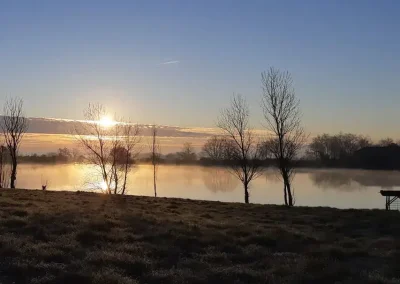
1 0 400 141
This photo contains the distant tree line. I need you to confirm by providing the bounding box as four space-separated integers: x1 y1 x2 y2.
17 148 84 164
307 133 400 169
18 134 400 170
308 133 372 163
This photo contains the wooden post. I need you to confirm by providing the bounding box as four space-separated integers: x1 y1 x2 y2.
386 196 389 210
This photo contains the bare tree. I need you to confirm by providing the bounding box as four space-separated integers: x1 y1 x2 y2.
1 98 28 188
74 103 140 194
149 125 161 197
217 94 263 204
377 137 396 147
177 142 197 162
74 104 111 193
202 136 231 161
261 68 307 207
308 133 372 161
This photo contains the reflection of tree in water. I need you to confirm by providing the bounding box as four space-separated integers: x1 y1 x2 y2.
264 169 282 183
183 166 196 186
310 170 400 191
202 167 239 193
353 170 400 190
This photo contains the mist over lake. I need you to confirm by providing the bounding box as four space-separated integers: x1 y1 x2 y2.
16 164 397 210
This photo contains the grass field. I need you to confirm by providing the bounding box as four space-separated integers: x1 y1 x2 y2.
0 189 399 283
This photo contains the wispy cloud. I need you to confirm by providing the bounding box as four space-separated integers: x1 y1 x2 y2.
161 60 180 65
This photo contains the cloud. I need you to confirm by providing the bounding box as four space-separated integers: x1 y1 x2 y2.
161 60 180 65
16 117 215 154
19 117 213 138
16 117 270 154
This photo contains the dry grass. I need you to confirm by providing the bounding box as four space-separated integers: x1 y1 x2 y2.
0 189 399 283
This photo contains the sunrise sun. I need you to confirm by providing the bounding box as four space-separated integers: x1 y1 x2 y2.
98 116 116 127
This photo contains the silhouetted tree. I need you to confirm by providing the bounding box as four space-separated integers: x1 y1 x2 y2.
308 133 372 162
258 138 276 160
377 137 396 147
217 94 263 204
202 136 236 161
1 98 28 188
149 125 161 197
74 103 140 194
261 68 306 207
58 147 72 162
177 142 197 162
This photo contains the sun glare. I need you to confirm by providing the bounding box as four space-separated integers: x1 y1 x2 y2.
99 116 116 128
100 180 108 191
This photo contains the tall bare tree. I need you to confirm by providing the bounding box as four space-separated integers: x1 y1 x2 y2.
149 125 161 197
261 67 306 206
217 94 263 204
1 98 28 188
74 103 140 194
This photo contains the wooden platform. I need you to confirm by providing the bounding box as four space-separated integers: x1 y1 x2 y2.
380 190 400 210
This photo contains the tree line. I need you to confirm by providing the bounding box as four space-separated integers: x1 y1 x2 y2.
12 133 399 167
307 133 400 168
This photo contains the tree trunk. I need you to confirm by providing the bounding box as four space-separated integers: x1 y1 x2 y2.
283 169 294 207
0 148 3 189
153 164 157 197
244 182 249 204
113 168 118 195
121 154 130 195
10 158 17 189
286 181 293 207
283 182 288 206
282 168 294 207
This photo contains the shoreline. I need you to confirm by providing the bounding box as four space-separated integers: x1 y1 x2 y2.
1 186 391 211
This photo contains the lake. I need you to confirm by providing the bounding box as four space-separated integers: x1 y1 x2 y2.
12 164 400 210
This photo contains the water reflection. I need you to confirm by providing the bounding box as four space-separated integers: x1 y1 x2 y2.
264 168 281 183
12 164 400 209
202 167 238 192
310 169 400 191
310 170 364 191
182 167 196 187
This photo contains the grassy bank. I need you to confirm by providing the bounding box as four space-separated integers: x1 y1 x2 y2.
0 189 399 283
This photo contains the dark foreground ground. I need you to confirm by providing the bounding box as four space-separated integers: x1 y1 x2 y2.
0 189 399 284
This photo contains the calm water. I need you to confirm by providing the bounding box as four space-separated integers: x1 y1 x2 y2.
13 164 400 210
